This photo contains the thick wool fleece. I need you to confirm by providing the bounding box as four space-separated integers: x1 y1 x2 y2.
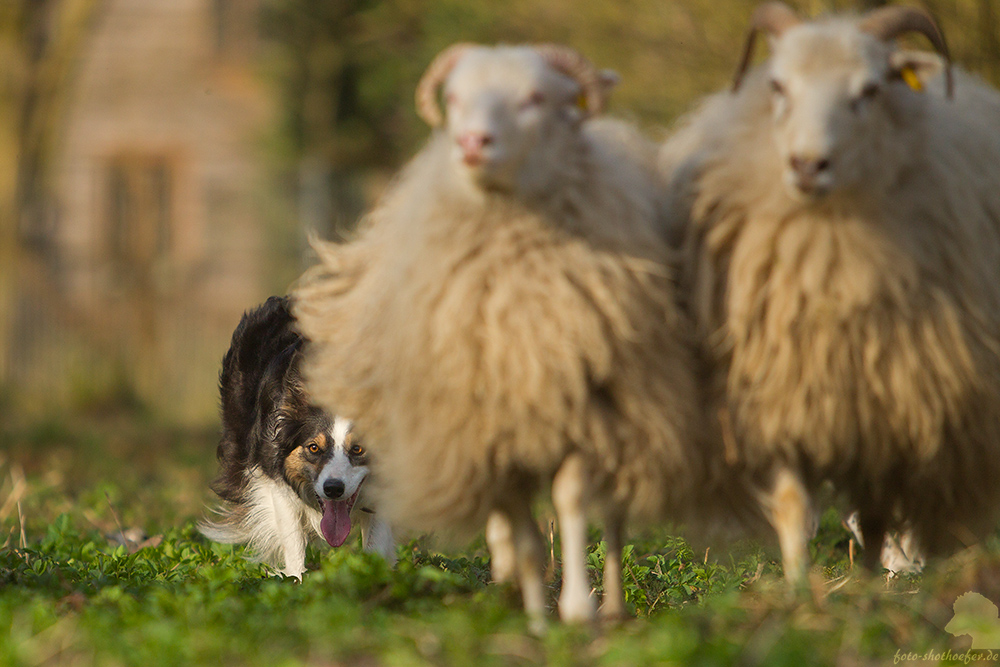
295 119 710 537
669 66 1000 554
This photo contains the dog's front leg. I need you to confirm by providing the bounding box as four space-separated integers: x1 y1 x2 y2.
275 502 308 580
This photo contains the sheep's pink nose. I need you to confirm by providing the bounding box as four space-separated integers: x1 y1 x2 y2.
788 154 832 195
789 155 831 179
458 132 493 166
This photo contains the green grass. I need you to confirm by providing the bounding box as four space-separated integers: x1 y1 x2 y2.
0 412 997 666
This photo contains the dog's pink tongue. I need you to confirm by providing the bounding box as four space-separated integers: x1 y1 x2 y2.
320 500 352 547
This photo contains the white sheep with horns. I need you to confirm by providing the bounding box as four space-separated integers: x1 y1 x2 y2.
294 43 712 628
662 2 1000 584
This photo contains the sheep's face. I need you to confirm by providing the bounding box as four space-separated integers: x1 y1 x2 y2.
766 22 923 202
443 48 582 196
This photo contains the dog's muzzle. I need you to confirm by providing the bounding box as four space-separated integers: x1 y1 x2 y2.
322 478 346 499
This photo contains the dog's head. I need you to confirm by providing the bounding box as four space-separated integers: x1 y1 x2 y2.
216 296 371 549
279 411 369 548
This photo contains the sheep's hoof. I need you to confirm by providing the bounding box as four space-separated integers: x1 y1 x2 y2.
558 592 597 624
598 604 628 626
527 614 548 636
490 558 516 584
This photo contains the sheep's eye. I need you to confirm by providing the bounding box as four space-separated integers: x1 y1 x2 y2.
349 443 364 456
851 82 880 112
521 91 545 109
306 442 321 455
769 79 786 97
860 82 880 99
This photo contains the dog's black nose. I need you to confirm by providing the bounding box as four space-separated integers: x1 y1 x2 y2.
323 478 345 499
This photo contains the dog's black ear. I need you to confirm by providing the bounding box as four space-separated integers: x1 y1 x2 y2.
248 338 311 477
216 296 304 487
255 340 306 428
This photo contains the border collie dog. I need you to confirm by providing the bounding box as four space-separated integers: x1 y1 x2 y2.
199 296 395 578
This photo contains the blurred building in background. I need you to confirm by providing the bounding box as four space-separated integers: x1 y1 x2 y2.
1 0 997 426
4 0 273 423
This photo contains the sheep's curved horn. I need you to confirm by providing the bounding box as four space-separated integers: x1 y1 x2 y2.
415 43 477 127
534 44 608 117
732 2 802 92
859 6 953 99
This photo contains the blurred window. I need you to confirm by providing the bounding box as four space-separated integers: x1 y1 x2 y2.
106 155 173 269
212 0 257 60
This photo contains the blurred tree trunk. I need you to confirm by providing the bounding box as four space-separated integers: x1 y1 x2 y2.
0 0 99 389
0 2 42 387
979 0 1000 85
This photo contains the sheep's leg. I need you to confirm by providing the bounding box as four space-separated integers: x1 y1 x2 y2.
599 506 627 622
552 453 596 624
857 512 887 574
764 467 812 588
359 511 397 566
499 501 548 633
897 528 925 572
485 510 517 583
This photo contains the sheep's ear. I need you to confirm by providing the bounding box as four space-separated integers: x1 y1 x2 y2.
576 70 619 113
535 44 607 117
889 50 945 94
861 4 953 99
598 69 620 93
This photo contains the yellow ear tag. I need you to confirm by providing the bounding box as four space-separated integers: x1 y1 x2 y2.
901 66 923 92
576 92 589 111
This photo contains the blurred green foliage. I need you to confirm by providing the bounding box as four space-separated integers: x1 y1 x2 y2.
1 503 996 666
1 393 999 666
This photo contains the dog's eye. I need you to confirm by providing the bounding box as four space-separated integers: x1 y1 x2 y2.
306 442 321 455
349 443 364 456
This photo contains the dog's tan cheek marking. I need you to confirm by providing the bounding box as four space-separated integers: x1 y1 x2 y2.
284 449 317 496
